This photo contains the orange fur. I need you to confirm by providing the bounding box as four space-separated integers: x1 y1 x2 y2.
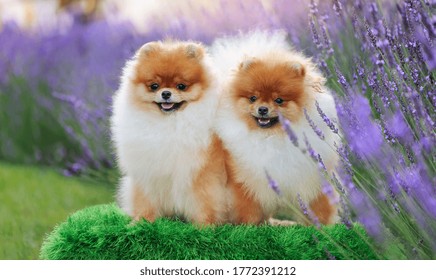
230 181 266 224
224 149 266 224
191 134 228 225
130 42 210 112
230 59 307 132
132 184 157 222
309 193 336 225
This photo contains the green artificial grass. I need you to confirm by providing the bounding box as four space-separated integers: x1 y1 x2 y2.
40 203 378 260
0 162 114 259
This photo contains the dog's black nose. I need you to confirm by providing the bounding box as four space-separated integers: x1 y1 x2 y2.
258 106 269 116
161 91 172 100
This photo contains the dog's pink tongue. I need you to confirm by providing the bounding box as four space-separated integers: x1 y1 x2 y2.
161 103 175 110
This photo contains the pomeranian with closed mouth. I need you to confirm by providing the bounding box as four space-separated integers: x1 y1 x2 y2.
212 31 341 225
111 40 228 225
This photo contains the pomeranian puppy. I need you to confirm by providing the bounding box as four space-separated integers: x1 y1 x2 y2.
111 40 228 225
212 31 341 225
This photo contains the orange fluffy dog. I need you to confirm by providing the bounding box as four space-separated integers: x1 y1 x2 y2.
111 40 228 225
212 31 341 225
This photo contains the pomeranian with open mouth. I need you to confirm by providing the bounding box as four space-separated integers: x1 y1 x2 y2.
212 31 341 225
111 40 228 225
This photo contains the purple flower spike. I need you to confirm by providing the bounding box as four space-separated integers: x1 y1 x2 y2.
316 154 328 172
320 20 334 54
309 17 322 49
303 133 318 161
332 0 343 16
297 194 309 216
335 67 349 89
315 101 339 134
297 194 320 228
349 188 383 241
386 111 414 144
278 111 299 147
303 133 327 173
265 170 281 196
304 108 325 140
309 0 318 16
339 196 353 229
338 95 384 159
322 180 339 204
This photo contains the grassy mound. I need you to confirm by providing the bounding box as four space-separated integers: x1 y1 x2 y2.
40 203 377 260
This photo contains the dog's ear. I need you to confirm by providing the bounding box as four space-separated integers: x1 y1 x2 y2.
287 61 306 77
239 56 258 71
185 43 204 60
136 41 161 57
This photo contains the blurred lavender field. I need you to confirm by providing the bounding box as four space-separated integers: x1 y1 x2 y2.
0 0 435 259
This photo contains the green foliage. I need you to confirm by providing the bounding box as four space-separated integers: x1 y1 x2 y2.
0 77 82 165
0 162 114 259
40 203 377 260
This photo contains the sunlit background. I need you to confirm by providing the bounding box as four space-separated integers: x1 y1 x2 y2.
0 0 308 33
0 0 434 260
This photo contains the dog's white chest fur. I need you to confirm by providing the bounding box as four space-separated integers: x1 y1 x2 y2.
234 133 320 212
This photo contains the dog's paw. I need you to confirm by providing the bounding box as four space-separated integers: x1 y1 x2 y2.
268 218 297 226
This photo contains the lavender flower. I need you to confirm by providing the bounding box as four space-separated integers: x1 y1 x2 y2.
379 122 397 144
331 172 346 195
297 194 309 216
297 194 320 228
336 146 353 178
303 133 317 161
355 60 366 79
402 164 436 219
265 170 281 195
385 111 414 144
309 17 322 49
332 0 343 16
337 95 384 159
302 133 327 173
334 67 349 89
349 188 383 241
315 101 339 134
278 111 299 147
322 179 339 204
375 53 385 67
320 19 334 54
309 0 319 16
304 108 325 140
316 154 328 173
338 196 353 229
364 19 380 51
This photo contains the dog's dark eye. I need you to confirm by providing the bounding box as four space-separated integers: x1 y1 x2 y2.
249 96 257 103
150 83 159 91
176 84 187 90
275 98 284 105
